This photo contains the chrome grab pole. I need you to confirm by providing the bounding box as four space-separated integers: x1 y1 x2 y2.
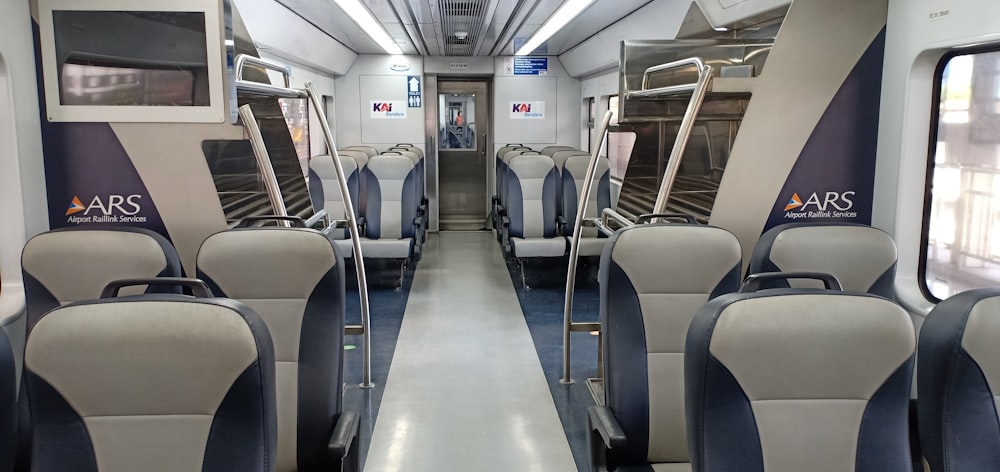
238 105 288 220
652 63 714 216
562 110 614 385
305 82 374 389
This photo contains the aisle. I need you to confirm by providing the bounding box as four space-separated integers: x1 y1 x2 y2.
364 232 577 471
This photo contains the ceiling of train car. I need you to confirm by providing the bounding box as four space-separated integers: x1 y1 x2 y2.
276 0 654 56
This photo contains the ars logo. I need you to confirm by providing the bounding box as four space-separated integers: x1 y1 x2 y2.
784 191 856 212
66 195 143 216
512 103 531 113
373 103 393 112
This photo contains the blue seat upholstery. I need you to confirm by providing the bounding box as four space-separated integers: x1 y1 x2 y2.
504 154 565 258
361 154 420 260
588 223 742 472
0 327 15 472
337 150 370 218
496 149 535 221
309 154 360 257
562 154 611 257
918 288 1000 472
686 284 915 472
24 290 277 472
386 149 427 240
21 226 182 330
749 223 897 297
197 226 360 472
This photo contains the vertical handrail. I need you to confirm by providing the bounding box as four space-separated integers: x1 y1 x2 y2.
238 104 289 219
651 64 714 215
304 82 374 389
561 110 614 385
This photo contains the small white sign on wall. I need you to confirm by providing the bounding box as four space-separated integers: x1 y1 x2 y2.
370 100 407 119
509 101 545 120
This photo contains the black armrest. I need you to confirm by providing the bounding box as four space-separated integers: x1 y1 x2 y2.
327 411 361 459
588 406 626 450
501 216 510 228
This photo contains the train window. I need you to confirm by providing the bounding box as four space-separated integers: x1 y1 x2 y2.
923 48 1000 300
279 98 310 176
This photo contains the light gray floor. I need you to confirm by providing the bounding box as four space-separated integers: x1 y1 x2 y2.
364 232 577 471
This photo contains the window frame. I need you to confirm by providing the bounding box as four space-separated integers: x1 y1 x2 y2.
919 44 1000 302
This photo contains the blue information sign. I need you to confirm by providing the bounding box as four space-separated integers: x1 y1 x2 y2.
513 57 548 76
407 75 422 108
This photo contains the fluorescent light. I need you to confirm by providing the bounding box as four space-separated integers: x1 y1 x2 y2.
332 0 404 55
515 0 597 56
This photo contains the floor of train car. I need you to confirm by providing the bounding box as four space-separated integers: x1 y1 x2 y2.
341 232 600 471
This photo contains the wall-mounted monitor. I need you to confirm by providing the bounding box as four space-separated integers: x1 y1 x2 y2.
37 0 226 123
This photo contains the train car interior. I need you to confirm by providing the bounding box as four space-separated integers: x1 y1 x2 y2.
2 0 1000 470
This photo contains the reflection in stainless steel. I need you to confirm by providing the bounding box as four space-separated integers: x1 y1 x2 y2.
562 110 613 385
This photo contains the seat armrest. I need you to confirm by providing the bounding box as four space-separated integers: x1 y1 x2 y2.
327 411 361 459
588 406 627 472
588 406 626 449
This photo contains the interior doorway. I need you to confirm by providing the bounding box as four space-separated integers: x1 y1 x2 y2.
437 80 490 230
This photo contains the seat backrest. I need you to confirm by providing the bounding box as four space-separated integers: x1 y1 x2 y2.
394 144 424 159
506 154 559 239
686 287 915 472
21 227 182 330
601 224 741 467
389 150 423 199
749 223 897 297
551 150 590 176
562 154 611 236
541 145 576 156
24 293 277 472
308 155 359 240
365 155 418 240
0 327 14 472
341 145 377 158
918 288 1000 472
197 227 345 472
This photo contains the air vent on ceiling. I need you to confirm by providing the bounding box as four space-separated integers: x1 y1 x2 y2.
438 0 489 55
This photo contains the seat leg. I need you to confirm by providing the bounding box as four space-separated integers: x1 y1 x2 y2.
396 258 408 291
519 258 530 291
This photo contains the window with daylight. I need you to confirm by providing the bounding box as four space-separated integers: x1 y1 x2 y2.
923 48 1000 300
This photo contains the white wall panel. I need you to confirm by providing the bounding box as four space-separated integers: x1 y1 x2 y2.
335 55 425 152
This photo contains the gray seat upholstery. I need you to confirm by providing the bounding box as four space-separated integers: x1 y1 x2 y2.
588 223 742 472
504 154 565 258
686 280 915 472
497 149 536 219
308 154 360 257
0 326 15 472
338 150 370 217
361 154 420 260
541 145 577 156
21 226 182 330
749 223 897 297
918 288 1000 472
562 154 611 257
24 288 277 472
197 226 359 472
551 150 591 176
340 145 377 158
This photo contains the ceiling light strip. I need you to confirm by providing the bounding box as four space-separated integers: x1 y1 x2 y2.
333 0 404 55
514 0 597 56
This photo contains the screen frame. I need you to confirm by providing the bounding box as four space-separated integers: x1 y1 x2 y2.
37 0 227 123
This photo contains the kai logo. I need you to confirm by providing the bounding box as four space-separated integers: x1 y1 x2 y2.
512 103 532 113
783 191 859 220
66 195 148 224
65 196 86 215
373 102 393 112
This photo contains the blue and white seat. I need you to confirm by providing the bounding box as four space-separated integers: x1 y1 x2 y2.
0 326 14 472
748 223 897 297
21 226 183 329
588 223 742 472
24 281 278 472
562 154 611 257
309 154 360 257
686 275 915 472
541 145 577 156
918 288 1000 472
362 154 422 261
197 225 360 472
503 153 565 260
